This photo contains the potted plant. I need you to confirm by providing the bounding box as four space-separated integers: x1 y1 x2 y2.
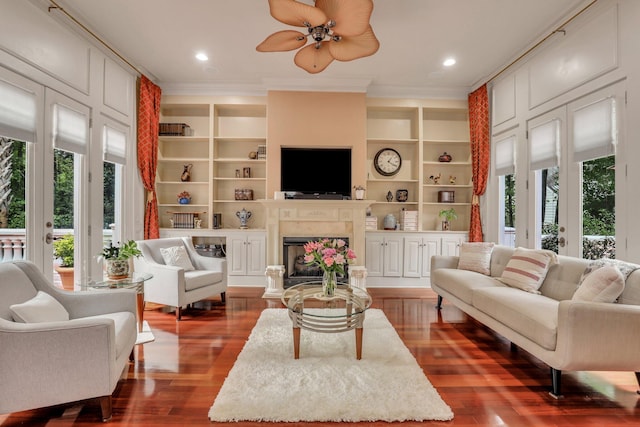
438 208 457 231
53 234 75 290
99 240 142 279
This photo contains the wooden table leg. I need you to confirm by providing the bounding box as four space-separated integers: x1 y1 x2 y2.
136 293 144 333
355 326 363 360
293 327 301 359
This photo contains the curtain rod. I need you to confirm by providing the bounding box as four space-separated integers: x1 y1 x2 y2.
47 0 143 76
484 0 599 87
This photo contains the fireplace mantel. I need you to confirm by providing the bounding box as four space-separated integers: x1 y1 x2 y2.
259 199 373 267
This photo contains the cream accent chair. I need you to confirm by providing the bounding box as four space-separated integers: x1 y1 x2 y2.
0 260 137 422
134 237 227 320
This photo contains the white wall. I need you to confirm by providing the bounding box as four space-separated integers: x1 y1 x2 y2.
486 0 640 261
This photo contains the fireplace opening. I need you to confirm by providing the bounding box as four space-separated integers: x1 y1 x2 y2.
282 236 349 288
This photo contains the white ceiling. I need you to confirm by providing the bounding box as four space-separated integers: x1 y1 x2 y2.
53 0 591 98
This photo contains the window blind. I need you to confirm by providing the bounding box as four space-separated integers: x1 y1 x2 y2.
494 135 516 176
103 125 126 164
573 97 616 163
53 103 88 155
529 119 559 170
0 79 37 142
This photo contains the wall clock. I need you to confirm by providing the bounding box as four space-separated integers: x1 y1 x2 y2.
374 148 402 176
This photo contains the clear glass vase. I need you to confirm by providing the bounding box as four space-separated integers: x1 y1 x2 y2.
322 270 337 297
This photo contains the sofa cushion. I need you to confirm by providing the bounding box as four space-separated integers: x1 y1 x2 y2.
160 245 195 271
457 242 494 275
431 268 506 305
473 287 559 350
78 312 137 358
572 266 625 303
579 258 640 284
184 270 224 291
10 291 70 323
499 247 557 294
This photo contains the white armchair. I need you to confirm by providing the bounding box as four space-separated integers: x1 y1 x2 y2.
0 260 137 422
134 237 227 320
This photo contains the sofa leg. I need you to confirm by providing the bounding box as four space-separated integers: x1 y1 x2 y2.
435 295 443 310
510 342 518 352
549 368 563 399
221 291 226 304
99 395 112 422
176 306 182 321
635 372 640 394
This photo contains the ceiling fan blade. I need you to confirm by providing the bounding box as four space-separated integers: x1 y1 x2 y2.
315 0 374 37
329 25 379 61
294 42 335 74
256 30 308 52
268 0 327 27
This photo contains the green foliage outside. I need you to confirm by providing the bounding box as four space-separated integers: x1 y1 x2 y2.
52 234 74 267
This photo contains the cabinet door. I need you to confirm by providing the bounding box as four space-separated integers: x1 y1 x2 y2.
384 236 403 277
442 236 462 257
365 234 385 277
245 234 266 276
227 236 247 276
403 236 422 278
421 238 440 277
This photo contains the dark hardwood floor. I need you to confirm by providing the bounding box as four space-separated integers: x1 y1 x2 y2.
2 287 639 426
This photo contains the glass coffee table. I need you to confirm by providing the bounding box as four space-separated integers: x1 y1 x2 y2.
81 272 153 333
281 282 372 359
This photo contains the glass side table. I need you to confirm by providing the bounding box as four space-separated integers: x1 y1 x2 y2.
281 282 372 359
81 272 153 333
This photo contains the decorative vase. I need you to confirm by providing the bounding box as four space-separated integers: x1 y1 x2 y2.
386 190 393 202
179 197 190 204
322 270 337 298
181 163 192 182
355 188 365 200
106 259 129 279
235 207 252 229
438 152 452 162
442 220 451 231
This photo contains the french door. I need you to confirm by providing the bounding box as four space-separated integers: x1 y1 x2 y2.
528 82 624 258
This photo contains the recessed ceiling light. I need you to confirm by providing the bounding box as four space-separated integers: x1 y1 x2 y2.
443 58 456 67
195 53 209 61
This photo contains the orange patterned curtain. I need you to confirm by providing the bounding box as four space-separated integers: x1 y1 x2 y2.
137 75 162 239
468 85 490 242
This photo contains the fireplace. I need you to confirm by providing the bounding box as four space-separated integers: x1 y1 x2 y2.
282 236 349 287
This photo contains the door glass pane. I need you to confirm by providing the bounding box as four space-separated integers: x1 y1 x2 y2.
52 148 75 288
0 137 26 262
539 167 559 254
103 161 115 245
500 173 516 247
582 155 615 259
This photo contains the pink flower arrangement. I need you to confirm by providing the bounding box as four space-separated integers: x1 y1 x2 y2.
303 238 356 275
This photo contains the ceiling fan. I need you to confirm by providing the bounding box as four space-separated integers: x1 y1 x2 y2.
256 0 380 74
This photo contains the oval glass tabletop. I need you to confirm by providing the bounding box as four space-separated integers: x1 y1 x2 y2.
281 282 372 318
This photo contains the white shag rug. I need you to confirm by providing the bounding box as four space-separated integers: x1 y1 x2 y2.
208 308 453 422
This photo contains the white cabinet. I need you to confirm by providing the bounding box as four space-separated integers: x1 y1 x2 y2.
365 233 403 277
366 231 466 286
227 232 266 277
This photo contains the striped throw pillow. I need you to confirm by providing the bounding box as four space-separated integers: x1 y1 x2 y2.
457 242 495 275
499 247 558 293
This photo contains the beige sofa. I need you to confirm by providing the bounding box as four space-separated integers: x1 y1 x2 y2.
430 245 640 398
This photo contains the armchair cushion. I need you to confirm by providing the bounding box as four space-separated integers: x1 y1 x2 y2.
185 270 224 291
10 291 70 323
160 245 195 271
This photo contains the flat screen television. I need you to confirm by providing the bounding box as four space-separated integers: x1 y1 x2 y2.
281 147 352 198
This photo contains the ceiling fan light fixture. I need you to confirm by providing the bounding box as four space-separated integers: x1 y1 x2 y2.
258 0 379 73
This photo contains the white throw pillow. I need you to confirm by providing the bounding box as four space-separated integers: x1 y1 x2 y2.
160 245 195 271
498 247 558 294
457 242 495 275
10 291 70 323
573 265 625 303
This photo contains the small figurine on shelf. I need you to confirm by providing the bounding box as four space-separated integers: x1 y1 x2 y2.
433 173 442 185
438 152 453 162
181 163 193 182
449 175 457 184
386 190 393 202
177 191 191 204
